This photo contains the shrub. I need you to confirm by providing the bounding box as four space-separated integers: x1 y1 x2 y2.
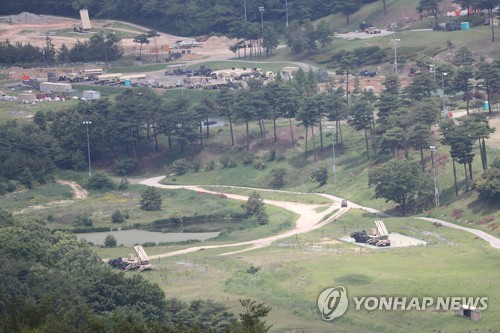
266 150 276 162
192 160 202 172
74 213 93 227
171 158 191 175
6 180 17 192
247 265 260 274
111 210 126 224
311 167 328 186
118 177 129 190
475 168 500 201
242 154 255 166
205 160 216 171
452 209 462 220
104 235 117 248
113 158 136 176
252 159 266 170
86 172 115 191
140 186 162 211
270 168 286 188
220 155 237 168
245 191 264 217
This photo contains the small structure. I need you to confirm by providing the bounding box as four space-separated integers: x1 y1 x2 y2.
40 82 72 93
83 90 100 100
455 304 481 321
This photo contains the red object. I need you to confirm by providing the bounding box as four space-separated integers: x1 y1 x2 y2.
449 112 453 118
22 75 30 81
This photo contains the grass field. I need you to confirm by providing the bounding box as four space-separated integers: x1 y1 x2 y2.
126 208 499 332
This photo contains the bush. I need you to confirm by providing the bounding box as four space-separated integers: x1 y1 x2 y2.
192 160 202 172
6 180 17 192
140 186 162 211
205 160 216 171
104 234 117 248
86 172 115 191
111 210 126 224
118 177 129 190
252 159 266 170
113 158 136 176
74 213 93 227
171 158 191 175
266 150 276 162
242 154 255 166
311 167 328 186
220 155 237 168
475 168 500 201
270 168 286 188
245 191 269 225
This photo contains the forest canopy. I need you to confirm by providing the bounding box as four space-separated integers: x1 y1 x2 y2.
0 0 378 36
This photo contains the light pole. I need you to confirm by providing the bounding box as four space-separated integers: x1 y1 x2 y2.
259 6 265 36
83 120 92 177
327 125 337 183
259 6 265 56
391 37 400 75
441 72 448 117
285 0 289 32
430 146 439 207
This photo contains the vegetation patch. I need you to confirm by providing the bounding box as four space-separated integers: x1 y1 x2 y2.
335 273 373 286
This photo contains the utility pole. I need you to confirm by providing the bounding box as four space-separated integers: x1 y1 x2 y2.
391 37 400 75
430 146 439 207
244 0 247 21
327 126 337 183
285 0 289 32
83 120 92 177
259 6 265 56
441 72 448 117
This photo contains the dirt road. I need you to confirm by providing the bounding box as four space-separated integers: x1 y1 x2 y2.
138 176 346 257
56 180 88 199
138 176 500 258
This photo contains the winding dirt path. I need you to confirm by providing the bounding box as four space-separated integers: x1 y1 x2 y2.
56 180 88 199
137 176 500 257
138 176 346 257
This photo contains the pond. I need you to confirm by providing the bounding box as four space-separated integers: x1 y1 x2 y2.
78 229 220 246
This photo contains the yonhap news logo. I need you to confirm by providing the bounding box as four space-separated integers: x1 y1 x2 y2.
317 286 349 321
317 286 488 321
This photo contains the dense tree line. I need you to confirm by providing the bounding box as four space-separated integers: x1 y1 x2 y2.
1 57 498 213
0 212 273 332
0 34 123 66
0 0 378 37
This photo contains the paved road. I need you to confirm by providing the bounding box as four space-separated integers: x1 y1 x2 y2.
136 176 500 258
417 217 500 249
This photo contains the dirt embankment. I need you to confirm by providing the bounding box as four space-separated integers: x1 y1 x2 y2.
0 12 236 61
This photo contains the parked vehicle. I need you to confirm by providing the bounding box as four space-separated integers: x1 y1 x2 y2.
365 26 381 34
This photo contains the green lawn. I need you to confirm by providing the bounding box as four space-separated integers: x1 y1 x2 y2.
136 209 500 332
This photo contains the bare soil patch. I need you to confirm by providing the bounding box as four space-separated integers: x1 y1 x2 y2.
0 13 235 61
56 180 88 199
